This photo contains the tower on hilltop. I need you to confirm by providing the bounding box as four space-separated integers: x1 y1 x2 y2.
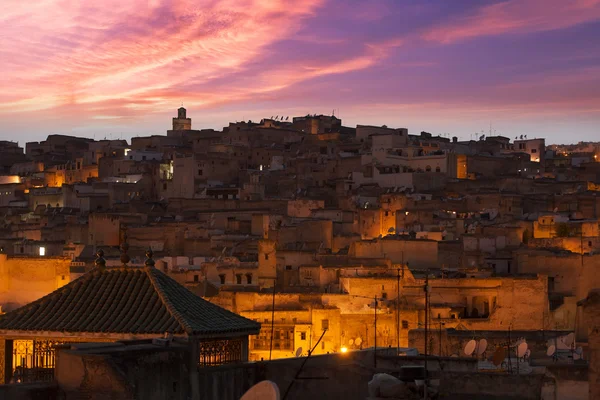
173 106 192 130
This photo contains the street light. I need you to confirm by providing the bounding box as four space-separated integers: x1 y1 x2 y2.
340 346 348 353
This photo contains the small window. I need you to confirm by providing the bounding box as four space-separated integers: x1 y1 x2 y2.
382 292 387 300
246 274 252 284
194 275 199 282
300 332 306 340
531 149 537 153
198 169 203 176
163 183 167 190
219 274 226 284
265 254 269 260
402 320 409 329
236 274 242 284
321 319 329 330
286 265 292 270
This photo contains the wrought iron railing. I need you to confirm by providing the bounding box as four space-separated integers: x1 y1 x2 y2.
198 338 244 367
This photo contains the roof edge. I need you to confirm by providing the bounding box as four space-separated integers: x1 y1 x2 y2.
145 267 194 335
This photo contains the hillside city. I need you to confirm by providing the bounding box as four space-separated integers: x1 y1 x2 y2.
1 108 600 398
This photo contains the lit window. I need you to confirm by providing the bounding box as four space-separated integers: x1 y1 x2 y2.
39 247 46 256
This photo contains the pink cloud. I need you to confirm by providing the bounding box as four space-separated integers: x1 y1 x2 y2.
0 0 325 118
423 0 600 43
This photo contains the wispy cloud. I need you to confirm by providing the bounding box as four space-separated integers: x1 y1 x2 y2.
0 0 325 117
1 0 600 142
423 0 600 43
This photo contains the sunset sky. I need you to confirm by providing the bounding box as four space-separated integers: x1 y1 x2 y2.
1 0 599 144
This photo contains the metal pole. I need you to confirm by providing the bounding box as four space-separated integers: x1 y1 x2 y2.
424 271 429 400
282 329 328 400
397 267 401 354
374 295 378 368
269 279 276 361
507 325 512 374
439 317 442 357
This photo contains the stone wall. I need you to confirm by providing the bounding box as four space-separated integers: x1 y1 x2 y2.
46 342 566 400
350 238 438 269
56 344 189 400
527 237 600 254
581 290 600 400
439 371 546 400
409 328 572 359
0 382 58 399
0 254 71 311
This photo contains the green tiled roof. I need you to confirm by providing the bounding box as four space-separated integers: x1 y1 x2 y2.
0 267 260 337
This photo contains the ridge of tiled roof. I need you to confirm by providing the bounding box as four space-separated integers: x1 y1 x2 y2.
0 266 260 337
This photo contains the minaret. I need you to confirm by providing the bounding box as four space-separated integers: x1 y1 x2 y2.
173 106 192 130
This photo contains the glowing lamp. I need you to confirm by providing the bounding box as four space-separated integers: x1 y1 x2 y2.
340 347 348 353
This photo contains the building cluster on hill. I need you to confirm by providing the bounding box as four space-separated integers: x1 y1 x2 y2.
1 108 600 397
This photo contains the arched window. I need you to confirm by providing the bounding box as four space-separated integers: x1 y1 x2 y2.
435 166 441 172
425 165 432 172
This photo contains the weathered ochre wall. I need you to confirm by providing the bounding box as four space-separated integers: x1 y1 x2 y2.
0 254 71 311
350 239 438 268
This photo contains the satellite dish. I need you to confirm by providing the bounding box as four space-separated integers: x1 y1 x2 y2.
349 339 354 345
516 342 528 358
576 346 583 355
450 354 458 358
355 337 363 346
240 380 280 400
547 344 556 357
564 333 575 347
492 347 506 366
556 338 570 350
295 347 303 357
477 339 488 356
573 353 581 360
464 340 476 356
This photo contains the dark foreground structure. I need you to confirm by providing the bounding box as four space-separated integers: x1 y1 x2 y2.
0 343 589 400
